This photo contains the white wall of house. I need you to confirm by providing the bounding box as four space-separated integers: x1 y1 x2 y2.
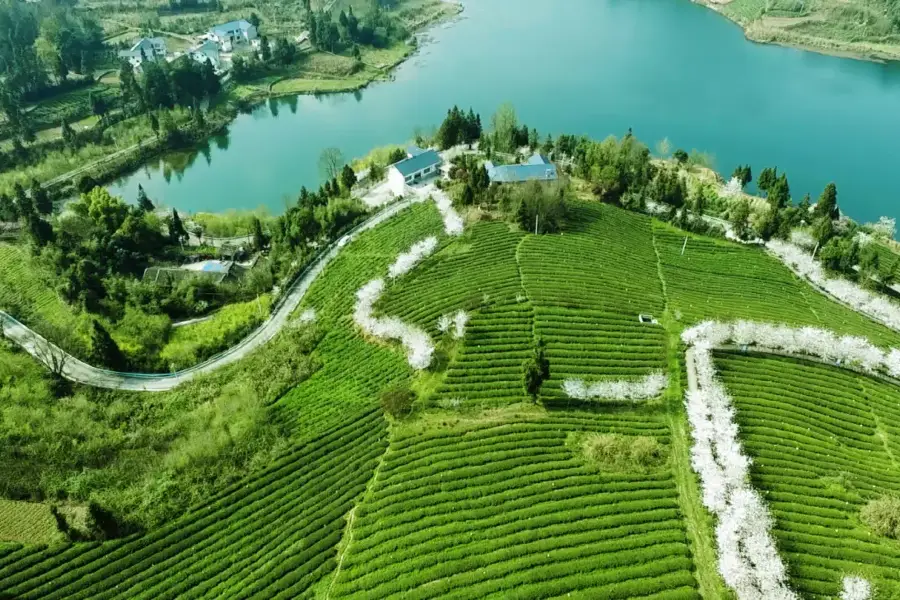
388 167 407 196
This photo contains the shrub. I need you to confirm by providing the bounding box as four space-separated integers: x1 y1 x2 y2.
380 386 416 419
860 495 900 538
580 433 666 470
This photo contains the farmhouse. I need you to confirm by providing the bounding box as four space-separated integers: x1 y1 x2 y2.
118 37 167 69
187 39 222 71
142 260 248 286
208 19 258 52
388 147 442 195
485 153 557 184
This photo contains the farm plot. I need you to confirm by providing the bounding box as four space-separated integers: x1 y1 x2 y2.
378 221 534 408
520 203 667 403
330 411 700 599
653 224 900 347
0 500 63 546
0 408 387 600
0 244 82 334
717 351 900 597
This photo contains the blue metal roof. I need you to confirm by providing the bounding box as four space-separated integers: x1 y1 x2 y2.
200 261 230 273
527 153 550 165
392 150 441 177
211 19 252 35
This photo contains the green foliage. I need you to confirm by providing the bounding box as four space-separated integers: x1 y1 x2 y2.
380 385 416 418
815 182 840 220
818 236 859 273
436 105 482 150
89 319 127 370
514 180 568 234
579 433 667 470
650 168 687 208
731 164 752 186
861 495 900 538
672 148 688 164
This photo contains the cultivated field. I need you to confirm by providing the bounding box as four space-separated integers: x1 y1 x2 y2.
5 198 900 598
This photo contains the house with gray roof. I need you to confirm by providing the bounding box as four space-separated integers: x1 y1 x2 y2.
388 147 442 195
208 19 258 52
485 153 558 184
118 37 167 70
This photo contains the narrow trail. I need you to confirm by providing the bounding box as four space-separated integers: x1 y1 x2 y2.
1 197 417 391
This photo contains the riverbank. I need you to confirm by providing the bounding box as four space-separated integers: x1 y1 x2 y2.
694 0 900 63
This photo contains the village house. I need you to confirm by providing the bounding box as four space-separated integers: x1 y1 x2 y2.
118 37 167 70
387 146 442 195
485 153 558 184
187 39 222 72
208 19 258 52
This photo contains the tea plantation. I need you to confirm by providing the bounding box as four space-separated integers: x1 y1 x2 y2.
4 200 900 598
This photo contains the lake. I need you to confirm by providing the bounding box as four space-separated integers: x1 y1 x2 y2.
108 0 900 224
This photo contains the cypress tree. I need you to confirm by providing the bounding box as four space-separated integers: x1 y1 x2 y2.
89 320 126 371
137 184 154 212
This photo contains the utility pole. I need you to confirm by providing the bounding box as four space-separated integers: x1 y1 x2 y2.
534 214 539 235
681 236 688 256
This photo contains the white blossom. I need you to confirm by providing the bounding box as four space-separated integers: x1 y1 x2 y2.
434 192 464 236
452 310 468 339
388 236 438 279
297 308 316 323
437 314 452 333
840 575 872 600
353 278 434 370
722 176 743 198
767 239 900 332
562 372 668 401
789 229 816 250
870 216 896 241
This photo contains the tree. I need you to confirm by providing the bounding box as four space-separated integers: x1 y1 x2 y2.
30 179 52 215
137 184 154 212
318 147 344 182
89 91 108 125
25 213 54 247
460 183 474 206
89 320 126 370
252 217 267 250
523 338 549 401
169 208 188 243
815 182 840 220
249 12 261 27
340 164 357 192
731 165 752 186
0 193 17 222
490 103 519 154
673 149 688 164
149 112 160 138
260 35 271 62
757 167 777 194
60 118 76 147
380 385 416 418
729 199 751 240
767 173 790 210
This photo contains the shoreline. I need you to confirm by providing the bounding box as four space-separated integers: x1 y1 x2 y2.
43 1 465 204
693 0 900 64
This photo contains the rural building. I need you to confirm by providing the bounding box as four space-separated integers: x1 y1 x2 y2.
187 39 222 71
485 153 557 184
118 37 167 69
208 19 258 52
143 260 249 286
388 147 442 195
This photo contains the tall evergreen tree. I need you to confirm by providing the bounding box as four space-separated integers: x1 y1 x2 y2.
137 184 154 212
815 182 840 220
30 179 51 215
169 208 188 243
252 217 267 250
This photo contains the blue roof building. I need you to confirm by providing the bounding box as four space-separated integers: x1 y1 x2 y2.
388 149 442 194
485 153 557 184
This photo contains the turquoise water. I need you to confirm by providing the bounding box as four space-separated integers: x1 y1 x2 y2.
108 0 900 223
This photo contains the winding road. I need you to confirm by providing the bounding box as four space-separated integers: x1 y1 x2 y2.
1 196 418 392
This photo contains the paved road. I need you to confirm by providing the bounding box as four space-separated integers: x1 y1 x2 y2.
1 197 417 392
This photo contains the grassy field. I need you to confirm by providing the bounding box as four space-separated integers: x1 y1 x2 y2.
5 197 900 597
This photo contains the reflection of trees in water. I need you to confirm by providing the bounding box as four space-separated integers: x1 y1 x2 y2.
285 95 298 114
155 128 231 182
268 97 279 118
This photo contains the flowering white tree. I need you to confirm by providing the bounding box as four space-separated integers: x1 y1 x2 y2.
562 372 668 401
354 278 435 369
389 237 438 279
434 192 464 236
298 308 317 323
437 314 452 334
452 310 468 339
840 576 872 600
870 216 896 241
722 176 743 199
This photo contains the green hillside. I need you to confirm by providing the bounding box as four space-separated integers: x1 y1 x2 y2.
4 198 900 598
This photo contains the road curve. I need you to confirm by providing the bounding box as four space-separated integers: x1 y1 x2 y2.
1 197 417 392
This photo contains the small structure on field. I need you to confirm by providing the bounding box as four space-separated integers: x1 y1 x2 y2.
485 153 557 184
143 259 252 286
388 147 442 195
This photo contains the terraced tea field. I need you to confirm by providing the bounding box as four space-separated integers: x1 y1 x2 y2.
330 410 700 599
9 197 900 600
718 351 900 597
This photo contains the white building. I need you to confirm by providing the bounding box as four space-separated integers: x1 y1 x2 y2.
118 37 167 70
208 19 258 52
187 39 222 72
387 147 442 196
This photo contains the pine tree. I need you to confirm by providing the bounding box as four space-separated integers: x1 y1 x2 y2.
137 184 154 212
60 118 75 147
461 183 474 206
252 217 267 250
815 182 839 220
89 320 126 371
260 35 271 62
30 179 52 215
340 164 357 192
169 209 188 243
